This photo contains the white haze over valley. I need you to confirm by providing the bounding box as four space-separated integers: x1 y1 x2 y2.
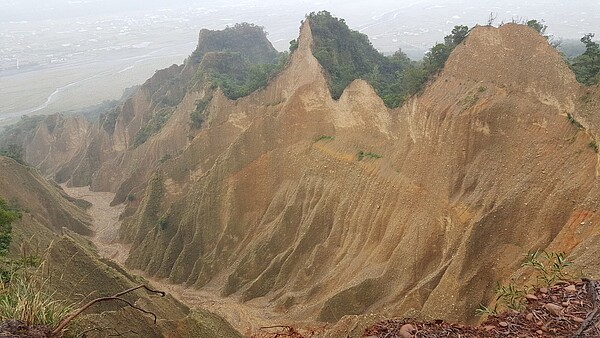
1 0 599 124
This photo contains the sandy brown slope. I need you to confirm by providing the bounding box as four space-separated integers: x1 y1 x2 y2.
0 156 243 338
112 21 600 328
6 19 600 333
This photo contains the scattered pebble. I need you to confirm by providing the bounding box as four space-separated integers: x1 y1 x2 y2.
544 303 563 316
525 294 539 301
572 316 585 323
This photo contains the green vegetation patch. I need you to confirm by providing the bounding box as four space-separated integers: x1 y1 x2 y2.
567 113 584 129
589 141 599 153
132 107 175 148
476 250 578 316
190 97 212 129
100 109 119 134
204 52 288 100
357 150 382 161
190 23 288 100
316 135 335 142
569 33 600 86
307 11 468 108
0 144 24 165
0 198 20 257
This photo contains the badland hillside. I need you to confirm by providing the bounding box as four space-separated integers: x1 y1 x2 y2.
2 11 600 337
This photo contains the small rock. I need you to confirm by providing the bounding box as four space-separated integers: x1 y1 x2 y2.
399 323 416 338
573 316 585 323
562 301 569 307
526 313 534 321
525 294 539 301
537 330 543 335
483 325 495 331
536 321 543 326
540 287 549 293
499 321 509 327
544 303 563 316
564 284 577 292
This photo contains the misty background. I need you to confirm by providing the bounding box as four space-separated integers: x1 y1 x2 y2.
2 0 600 124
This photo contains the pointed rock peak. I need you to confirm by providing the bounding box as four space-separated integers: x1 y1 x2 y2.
444 23 579 96
297 19 314 54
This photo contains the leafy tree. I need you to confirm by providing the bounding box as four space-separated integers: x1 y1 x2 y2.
289 39 299 52
527 19 547 35
0 144 24 164
570 33 600 85
445 25 469 46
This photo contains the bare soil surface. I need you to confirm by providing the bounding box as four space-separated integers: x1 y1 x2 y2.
62 185 286 336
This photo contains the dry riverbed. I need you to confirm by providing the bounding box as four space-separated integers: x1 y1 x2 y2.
62 185 283 336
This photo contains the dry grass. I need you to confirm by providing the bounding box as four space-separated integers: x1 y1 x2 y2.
0 262 74 327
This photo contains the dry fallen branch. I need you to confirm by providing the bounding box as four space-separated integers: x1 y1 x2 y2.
51 284 165 337
573 278 600 338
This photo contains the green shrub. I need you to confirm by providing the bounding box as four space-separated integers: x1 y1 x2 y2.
158 216 168 230
477 250 577 318
190 97 211 129
0 144 24 165
357 150 382 161
289 39 298 52
159 154 173 163
567 113 584 129
315 135 334 142
589 141 599 153
522 250 573 286
100 110 119 134
0 198 20 257
132 108 174 148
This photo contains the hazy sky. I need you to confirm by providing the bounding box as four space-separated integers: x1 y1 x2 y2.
3 0 600 53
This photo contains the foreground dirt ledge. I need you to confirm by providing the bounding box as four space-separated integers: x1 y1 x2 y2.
251 279 600 338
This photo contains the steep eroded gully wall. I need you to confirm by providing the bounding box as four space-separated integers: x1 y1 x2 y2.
119 22 600 325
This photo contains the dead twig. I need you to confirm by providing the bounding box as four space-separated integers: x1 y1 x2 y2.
571 278 598 337
51 284 165 337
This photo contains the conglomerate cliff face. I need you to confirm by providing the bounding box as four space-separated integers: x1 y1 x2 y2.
8 21 600 326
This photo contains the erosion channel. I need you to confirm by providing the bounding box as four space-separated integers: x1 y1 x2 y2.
62 186 288 336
